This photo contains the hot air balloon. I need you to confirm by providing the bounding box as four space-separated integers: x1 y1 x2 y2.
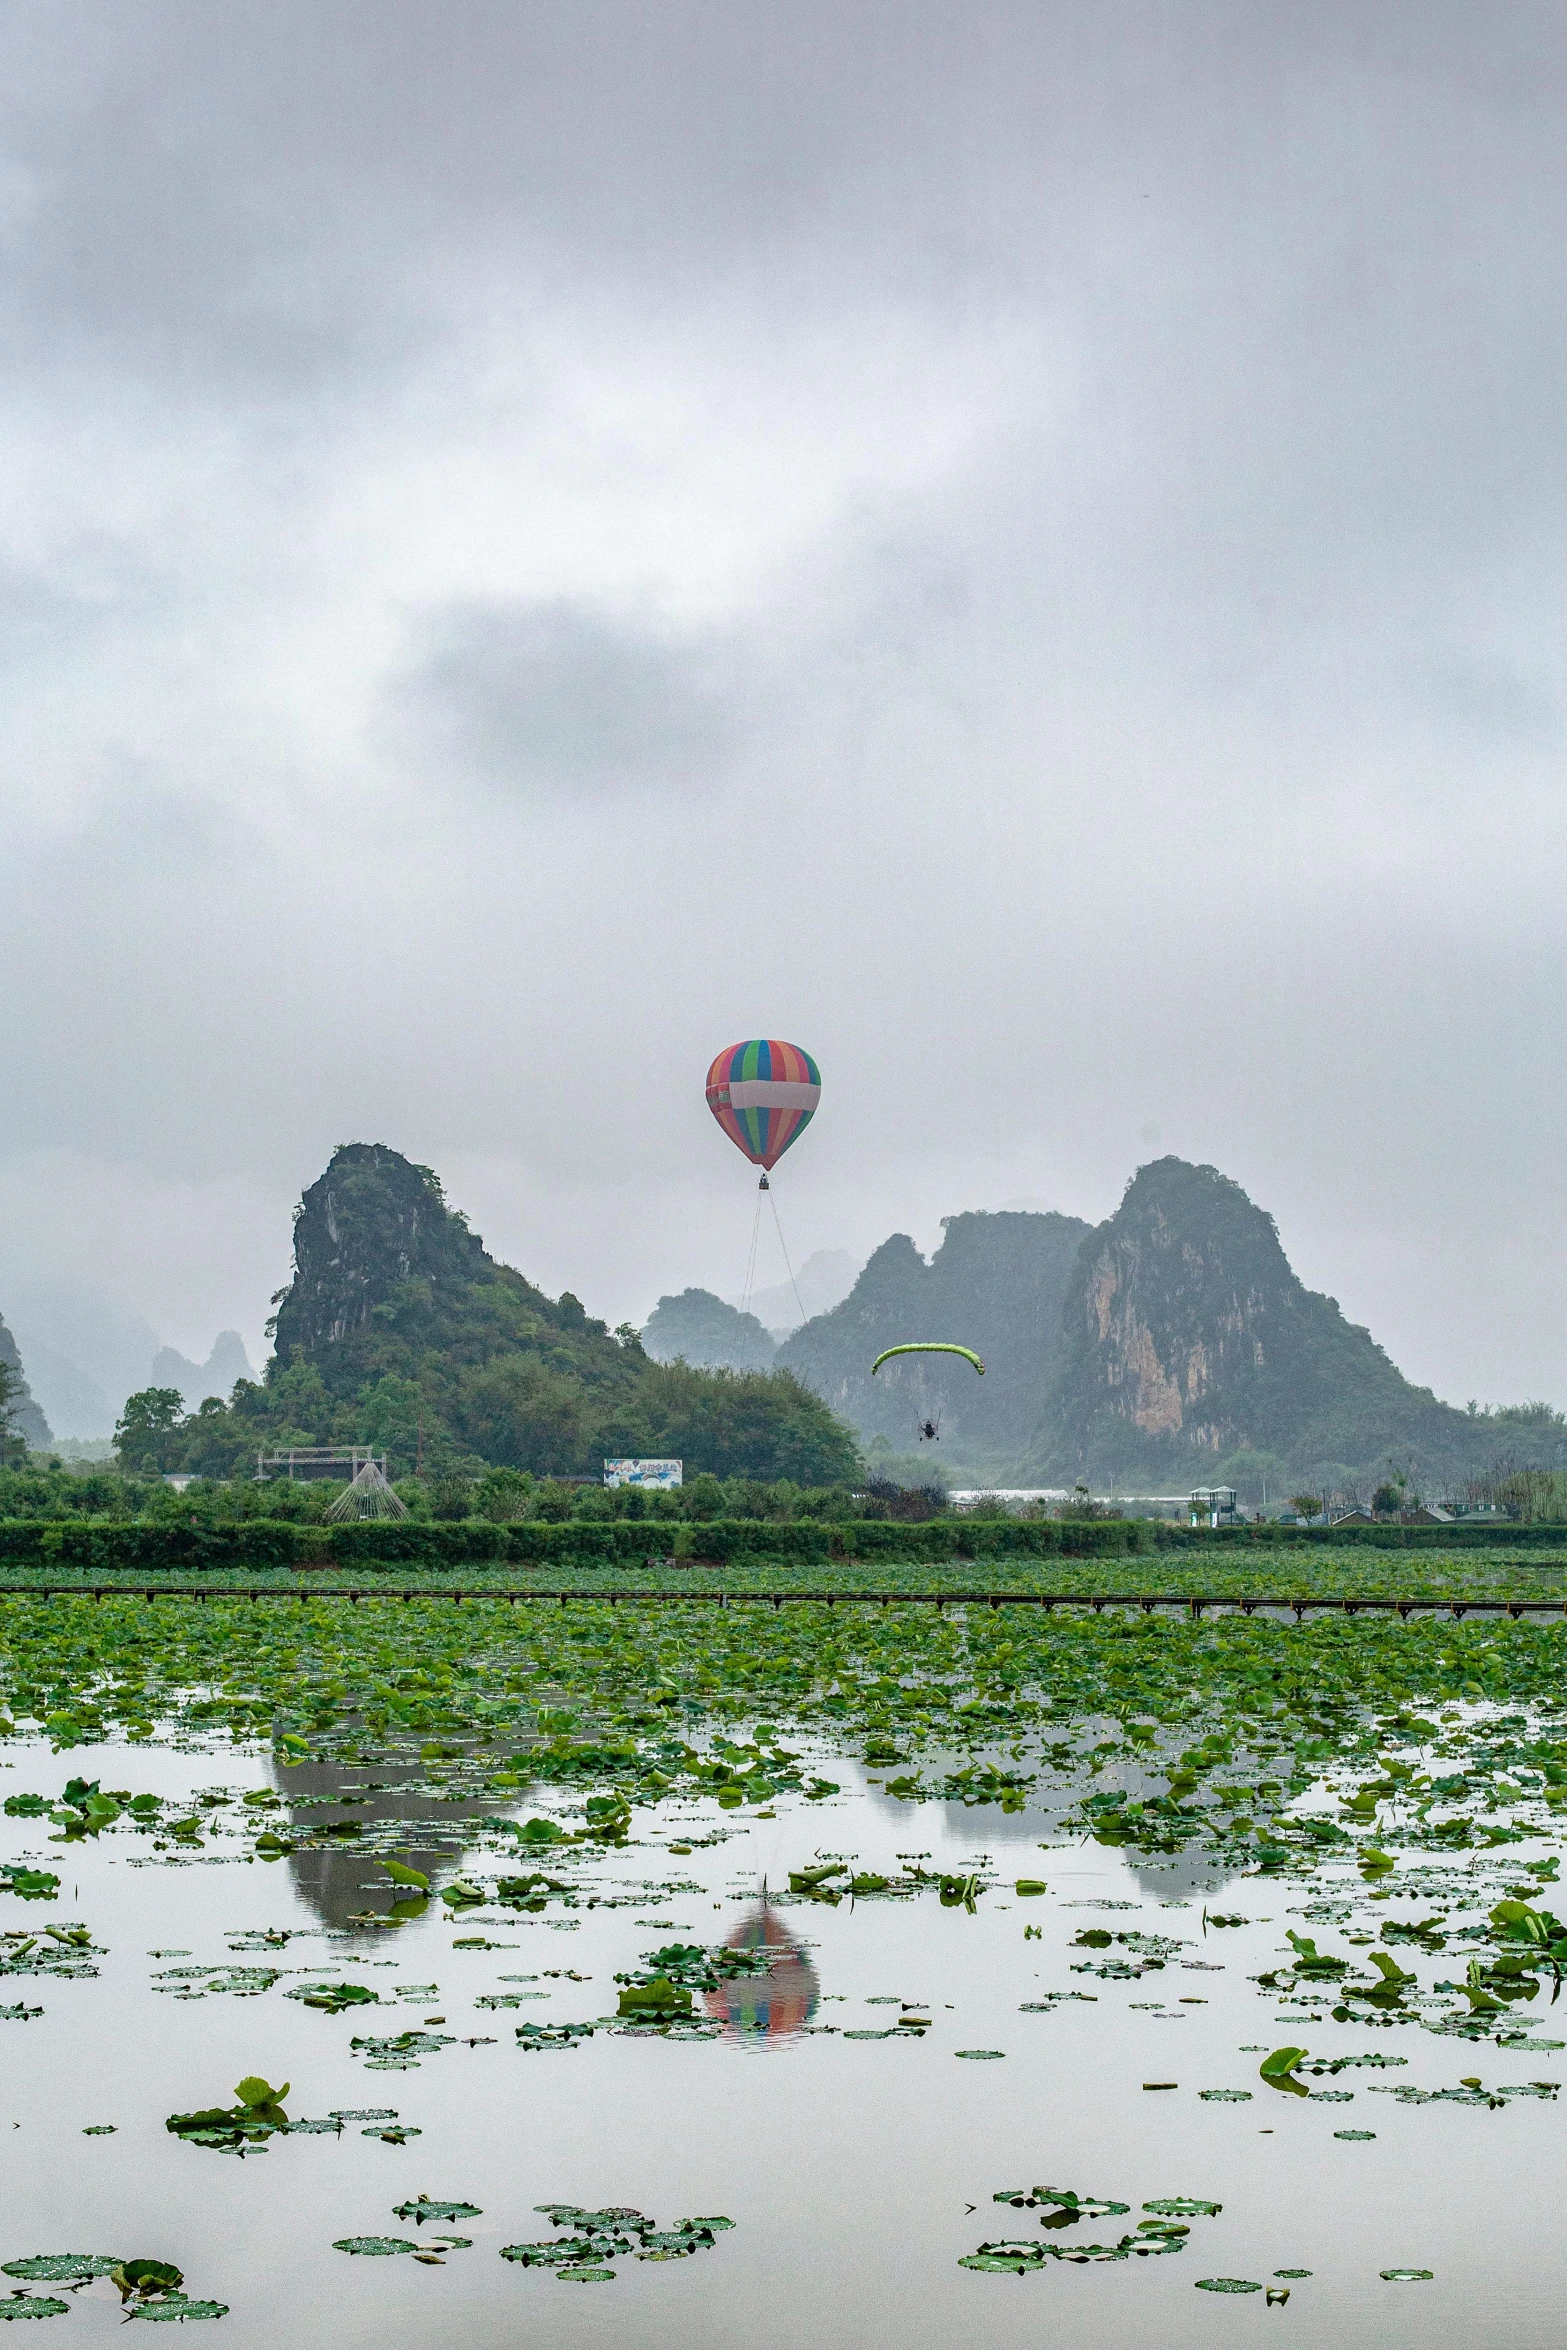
705 1039 820 1190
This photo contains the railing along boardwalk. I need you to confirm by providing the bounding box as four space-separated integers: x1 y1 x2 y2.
1 1586 1565 1619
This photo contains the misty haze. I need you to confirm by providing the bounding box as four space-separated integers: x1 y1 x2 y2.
3 15 1567 2350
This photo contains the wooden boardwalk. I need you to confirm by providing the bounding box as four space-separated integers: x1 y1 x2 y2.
2 1585 1565 1618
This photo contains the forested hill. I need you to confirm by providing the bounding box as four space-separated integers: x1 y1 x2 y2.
1031 1157 1567 1491
775 1210 1091 1463
642 1288 777 1373
140 1144 859 1484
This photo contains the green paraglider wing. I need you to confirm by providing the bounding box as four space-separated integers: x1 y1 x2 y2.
870 1344 985 1376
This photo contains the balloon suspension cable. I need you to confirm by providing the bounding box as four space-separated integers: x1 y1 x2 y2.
768 1184 830 1395
738 1192 765 1321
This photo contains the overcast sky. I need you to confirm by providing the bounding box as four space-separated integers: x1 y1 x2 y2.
2 1 1566 1409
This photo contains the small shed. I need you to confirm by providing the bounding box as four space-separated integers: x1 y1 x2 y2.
1189 1485 1239 1528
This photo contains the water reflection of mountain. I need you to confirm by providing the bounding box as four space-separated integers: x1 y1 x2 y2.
703 1903 819 2048
1124 1852 1238 1900
264 1753 492 1934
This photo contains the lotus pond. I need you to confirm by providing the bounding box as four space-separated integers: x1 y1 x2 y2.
0 1595 1565 2347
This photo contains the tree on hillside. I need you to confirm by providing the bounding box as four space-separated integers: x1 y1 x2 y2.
1287 1492 1323 1521
115 1388 186 1475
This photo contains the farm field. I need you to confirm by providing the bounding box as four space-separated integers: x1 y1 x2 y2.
0 1595 1564 2347
0 1540 1565 1601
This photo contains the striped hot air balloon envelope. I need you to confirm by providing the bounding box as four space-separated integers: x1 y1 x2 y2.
705 1039 821 1174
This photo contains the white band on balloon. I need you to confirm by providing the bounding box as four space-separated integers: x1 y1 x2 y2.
724 1080 820 1110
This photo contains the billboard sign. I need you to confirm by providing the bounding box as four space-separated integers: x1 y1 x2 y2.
604 1458 683 1490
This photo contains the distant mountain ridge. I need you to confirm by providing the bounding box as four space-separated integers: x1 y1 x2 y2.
776 1210 1091 1462
775 1159 1563 1492
643 1289 777 1373
153 1331 255 1413
729 1249 861 1336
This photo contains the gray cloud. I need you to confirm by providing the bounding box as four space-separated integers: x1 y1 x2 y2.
1 3 1567 1408
390 602 738 796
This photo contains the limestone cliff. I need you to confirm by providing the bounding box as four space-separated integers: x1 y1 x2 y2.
1031 1157 1558 1489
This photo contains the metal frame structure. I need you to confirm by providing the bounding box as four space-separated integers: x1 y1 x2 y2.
255 1446 388 1482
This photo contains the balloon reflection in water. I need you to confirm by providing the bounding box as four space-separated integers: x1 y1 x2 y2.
704 1903 819 2047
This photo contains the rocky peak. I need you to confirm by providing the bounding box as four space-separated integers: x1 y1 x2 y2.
271 1142 492 1356
1072 1158 1290 1441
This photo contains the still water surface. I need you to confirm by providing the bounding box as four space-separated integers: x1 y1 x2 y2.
0 1734 1561 2349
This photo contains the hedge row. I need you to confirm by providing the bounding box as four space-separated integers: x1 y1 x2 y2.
0 1515 1148 1571
0 1515 1559 1574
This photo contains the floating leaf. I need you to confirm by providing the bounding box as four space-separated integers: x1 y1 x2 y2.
2 2258 122 2283
955 2049 1005 2060
114 2262 183 2301
1195 2277 1263 2293
289 1983 379 2013
1380 2269 1434 2282
379 1861 430 1892
128 2300 229 2323
332 2239 417 2257
1143 2199 1221 2217
0 2299 69 2319
234 2079 287 2111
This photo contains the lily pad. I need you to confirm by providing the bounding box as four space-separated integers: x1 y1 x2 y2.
128 2300 229 2322
332 2239 417 2257
3 2259 122 2283
954 2049 1005 2060
1195 2277 1263 2293
959 2242 1047 2273
1143 2199 1221 2217
1380 2269 1434 2282
288 1983 379 2013
0 2300 68 2320
393 2200 481 2225
1335 2130 1376 2140
555 2267 614 2282
1197 2089 1252 2101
